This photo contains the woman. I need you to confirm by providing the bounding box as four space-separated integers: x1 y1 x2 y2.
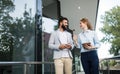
78 18 100 74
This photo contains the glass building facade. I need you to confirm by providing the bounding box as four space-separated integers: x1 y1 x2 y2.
0 0 41 74
0 0 59 74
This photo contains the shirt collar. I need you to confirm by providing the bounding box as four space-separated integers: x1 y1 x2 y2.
82 29 91 33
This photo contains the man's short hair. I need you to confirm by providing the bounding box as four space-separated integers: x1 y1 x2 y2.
58 17 68 27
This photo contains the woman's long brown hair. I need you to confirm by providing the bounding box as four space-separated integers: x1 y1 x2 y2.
80 18 93 30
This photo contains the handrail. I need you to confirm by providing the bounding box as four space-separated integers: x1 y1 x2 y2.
99 55 120 74
101 55 120 61
0 61 54 74
0 61 54 65
0 61 78 74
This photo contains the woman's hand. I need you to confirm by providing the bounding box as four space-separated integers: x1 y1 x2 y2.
82 43 96 50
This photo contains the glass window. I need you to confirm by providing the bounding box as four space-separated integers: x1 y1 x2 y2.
0 0 36 74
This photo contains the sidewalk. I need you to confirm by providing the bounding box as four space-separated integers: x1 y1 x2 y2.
76 72 84 74
76 72 102 74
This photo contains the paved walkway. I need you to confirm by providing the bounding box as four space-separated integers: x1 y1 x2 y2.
76 72 84 74
76 72 102 74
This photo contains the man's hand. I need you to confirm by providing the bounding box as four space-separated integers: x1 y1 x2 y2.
59 44 66 50
65 44 72 49
59 44 72 50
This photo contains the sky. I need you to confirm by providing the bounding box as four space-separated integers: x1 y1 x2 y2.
96 0 120 59
10 0 36 17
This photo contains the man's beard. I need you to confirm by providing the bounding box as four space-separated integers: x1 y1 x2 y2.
62 24 68 31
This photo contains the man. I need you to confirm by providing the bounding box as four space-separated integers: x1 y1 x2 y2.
49 17 74 74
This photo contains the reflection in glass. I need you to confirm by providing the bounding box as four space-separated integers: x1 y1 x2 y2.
42 17 57 33
0 0 35 74
42 16 57 73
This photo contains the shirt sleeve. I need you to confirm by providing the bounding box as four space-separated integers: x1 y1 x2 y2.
48 32 60 50
93 31 101 48
77 34 82 49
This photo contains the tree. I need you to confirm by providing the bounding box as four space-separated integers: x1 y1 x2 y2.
0 0 35 61
0 0 15 61
100 6 120 56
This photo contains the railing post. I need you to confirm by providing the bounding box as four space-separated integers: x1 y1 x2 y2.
107 59 110 74
24 64 29 74
50 63 52 74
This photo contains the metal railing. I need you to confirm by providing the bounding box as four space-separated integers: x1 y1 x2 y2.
0 61 54 74
99 55 120 74
0 61 79 74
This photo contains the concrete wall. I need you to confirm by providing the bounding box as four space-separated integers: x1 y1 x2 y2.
59 0 99 34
